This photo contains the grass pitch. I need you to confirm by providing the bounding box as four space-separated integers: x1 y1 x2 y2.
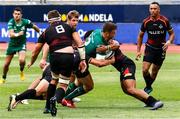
0 50 180 119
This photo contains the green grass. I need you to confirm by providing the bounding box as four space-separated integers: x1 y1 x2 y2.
0 50 180 119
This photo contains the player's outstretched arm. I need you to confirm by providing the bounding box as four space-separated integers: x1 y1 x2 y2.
28 43 44 68
89 56 115 67
32 24 40 33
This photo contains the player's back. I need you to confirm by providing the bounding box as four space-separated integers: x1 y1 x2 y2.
43 21 75 53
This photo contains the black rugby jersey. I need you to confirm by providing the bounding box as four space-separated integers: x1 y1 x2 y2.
38 21 76 53
140 15 172 48
112 49 127 71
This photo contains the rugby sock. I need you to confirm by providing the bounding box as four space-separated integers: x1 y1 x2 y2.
20 65 24 72
2 75 6 80
45 84 56 109
64 85 85 100
145 96 157 107
20 62 25 72
15 89 36 101
65 82 77 96
33 95 44 100
55 88 65 103
143 73 153 88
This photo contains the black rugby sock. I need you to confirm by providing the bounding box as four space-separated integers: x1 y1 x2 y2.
144 73 153 88
55 88 65 103
45 84 56 109
145 96 157 107
15 89 36 101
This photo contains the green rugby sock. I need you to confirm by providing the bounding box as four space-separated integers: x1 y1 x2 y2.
65 82 77 96
64 85 85 100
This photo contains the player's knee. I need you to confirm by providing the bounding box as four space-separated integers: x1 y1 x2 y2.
124 88 135 96
84 83 94 92
4 62 10 68
19 59 25 65
142 68 149 75
35 90 43 96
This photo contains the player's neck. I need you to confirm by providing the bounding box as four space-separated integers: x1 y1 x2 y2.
151 14 160 20
15 19 21 24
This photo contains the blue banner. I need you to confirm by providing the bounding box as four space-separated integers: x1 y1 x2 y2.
0 5 180 23
0 22 180 44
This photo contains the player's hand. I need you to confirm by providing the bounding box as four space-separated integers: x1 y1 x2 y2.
39 59 47 69
109 56 115 64
18 31 24 36
96 45 108 53
27 62 32 69
79 60 87 73
135 52 141 61
162 40 171 51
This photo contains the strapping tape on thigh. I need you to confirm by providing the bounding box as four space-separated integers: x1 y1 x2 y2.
58 77 70 85
58 74 70 84
51 72 59 80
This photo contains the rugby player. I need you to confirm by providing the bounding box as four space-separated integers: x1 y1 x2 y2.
64 22 164 110
0 7 40 84
28 10 86 117
136 2 175 94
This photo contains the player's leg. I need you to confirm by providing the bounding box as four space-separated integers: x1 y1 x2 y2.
143 45 158 94
47 52 74 116
44 75 58 114
121 79 149 101
28 77 41 89
55 76 70 104
0 54 14 84
147 49 165 92
148 64 161 87
18 50 26 80
35 79 49 98
7 77 46 111
121 79 163 110
142 61 153 94
62 73 93 108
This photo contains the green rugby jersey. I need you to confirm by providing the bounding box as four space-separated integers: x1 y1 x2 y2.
85 29 108 58
7 18 33 46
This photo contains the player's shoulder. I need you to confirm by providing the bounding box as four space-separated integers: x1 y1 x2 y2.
22 18 32 24
8 18 14 24
142 16 151 23
159 15 169 22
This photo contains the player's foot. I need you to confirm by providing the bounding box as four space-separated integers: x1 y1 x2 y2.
8 95 18 111
0 78 5 84
20 99 29 104
50 96 57 117
20 71 25 81
61 98 76 108
150 101 164 110
43 108 51 114
72 97 81 103
144 87 153 94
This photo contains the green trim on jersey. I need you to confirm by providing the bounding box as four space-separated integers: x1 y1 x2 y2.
85 29 108 58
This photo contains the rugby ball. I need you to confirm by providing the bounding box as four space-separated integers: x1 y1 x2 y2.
96 50 115 60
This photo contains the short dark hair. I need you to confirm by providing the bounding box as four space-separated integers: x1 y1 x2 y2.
103 22 117 33
47 10 61 20
13 7 22 13
151 1 160 7
67 10 80 20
